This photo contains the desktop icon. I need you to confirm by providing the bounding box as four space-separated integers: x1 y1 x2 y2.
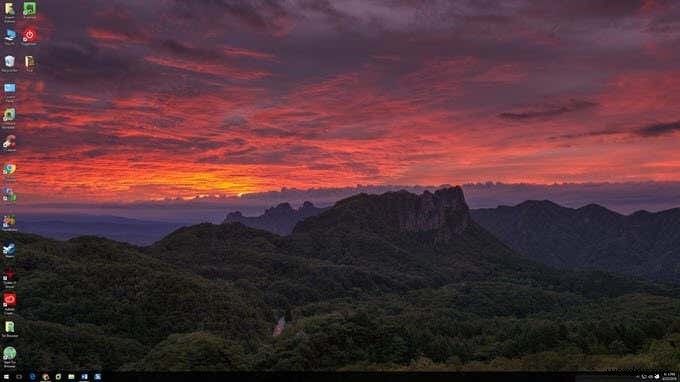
93 374 101 381
2 268 14 282
2 215 15 230
3 135 15 149
2 241 15 256
28 374 36 381
3 84 13 93
54 374 61 381
4 56 14 68
3 163 15 175
4 321 13 333
2 135 15 148
66 375 74 381
79 374 87 381
24 56 34 71
1 347 14 360
22 2 34 16
39 375 47 382
2 292 15 307
4 29 15 42
4 3 13 16
3 108 15 121
21 28 35 43
2 188 16 202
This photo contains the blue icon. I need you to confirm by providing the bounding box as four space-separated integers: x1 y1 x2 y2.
2 241 15 256
80 374 88 381
3 84 14 93
4 29 15 42
93 374 101 381
28 373 36 381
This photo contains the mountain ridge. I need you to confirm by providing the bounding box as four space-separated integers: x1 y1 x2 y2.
224 201 327 235
471 200 680 283
218 195 680 284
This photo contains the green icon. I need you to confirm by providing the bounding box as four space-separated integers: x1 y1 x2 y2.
4 321 13 333
3 346 15 360
23 2 36 16
3 108 15 122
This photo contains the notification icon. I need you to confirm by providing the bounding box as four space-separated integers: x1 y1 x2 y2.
22 28 36 43
3 292 16 307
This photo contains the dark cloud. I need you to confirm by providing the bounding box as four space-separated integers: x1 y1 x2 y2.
42 41 138 82
521 0 649 21
498 100 599 121
636 121 680 137
550 120 680 140
548 128 622 140
170 0 289 30
159 40 224 60
23 127 226 155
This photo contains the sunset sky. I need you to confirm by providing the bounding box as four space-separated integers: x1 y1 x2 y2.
15 0 680 204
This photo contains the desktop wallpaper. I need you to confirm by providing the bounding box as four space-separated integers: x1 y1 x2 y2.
2 0 680 373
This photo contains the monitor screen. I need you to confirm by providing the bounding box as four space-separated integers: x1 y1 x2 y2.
2 0 679 381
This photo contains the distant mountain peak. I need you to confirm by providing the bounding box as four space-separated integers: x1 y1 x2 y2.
264 203 295 217
515 200 564 209
577 203 622 218
223 201 326 235
471 199 680 283
294 186 471 242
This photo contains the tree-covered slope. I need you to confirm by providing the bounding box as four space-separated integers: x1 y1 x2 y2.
4 188 680 371
472 201 680 282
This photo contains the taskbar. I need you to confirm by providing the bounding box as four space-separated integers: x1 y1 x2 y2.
3 371 676 382
1 373 101 382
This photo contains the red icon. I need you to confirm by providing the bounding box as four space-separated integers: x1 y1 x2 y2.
3 292 16 307
2 268 15 281
22 28 36 43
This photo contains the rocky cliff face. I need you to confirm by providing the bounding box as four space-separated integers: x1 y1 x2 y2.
394 187 470 236
225 187 472 241
292 186 472 244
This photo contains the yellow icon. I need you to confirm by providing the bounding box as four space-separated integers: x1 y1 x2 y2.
24 56 34 71
4 3 14 16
